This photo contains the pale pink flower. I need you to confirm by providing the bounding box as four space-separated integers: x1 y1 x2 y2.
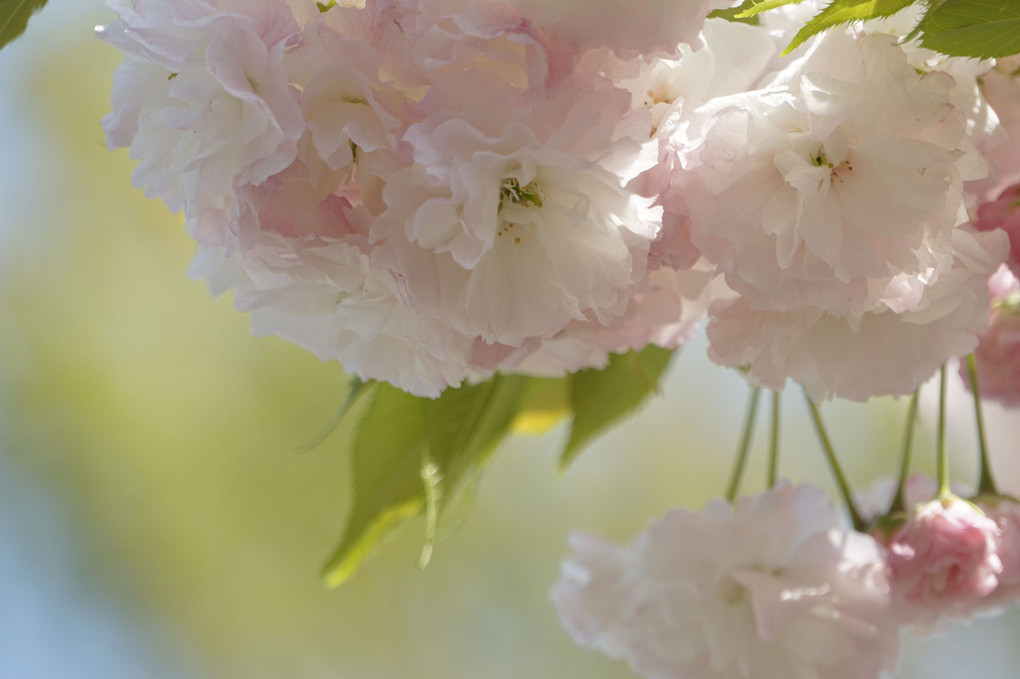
518 0 735 60
977 499 1020 613
550 533 636 658
617 17 778 130
885 497 1003 630
622 18 779 272
551 484 901 679
480 263 732 376
98 0 305 246
190 232 481 398
372 80 660 348
396 0 549 90
285 21 406 174
680 31 982 317
962 265 1020 407
317 0 549 92
968 57 1020 203
864 7 1000 150
708 227 1006 401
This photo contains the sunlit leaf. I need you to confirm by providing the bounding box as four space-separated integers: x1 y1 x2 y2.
708 6 761 23
423 376 529 493
783 0 914 54
0 0 47 52
561 347 675 470
919 0 1020 58
733 0 808 19
296 377 371 453
322 377 528 585
511 377 571 434
322 383 423 586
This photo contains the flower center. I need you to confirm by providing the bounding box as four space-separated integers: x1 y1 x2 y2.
497 177 544 245
810 149 832 168
499 177 544 210
808 146 855 184
716 576 749 606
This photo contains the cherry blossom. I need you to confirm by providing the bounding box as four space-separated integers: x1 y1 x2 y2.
372 79 660 347
551 484 900 679
975 183 1020 277
98 0 305 246
884 497 1003 631
707 228 1006 401
680 31 982 317
977 498 1020 613
962 265 1020 407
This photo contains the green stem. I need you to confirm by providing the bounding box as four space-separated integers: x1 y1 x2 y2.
725 388 761 503
803 389 866 531
889 390 920 514
937 364 950 500
966 354 998 496
768 391 781 488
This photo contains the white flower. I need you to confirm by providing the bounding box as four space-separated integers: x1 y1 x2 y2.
550 533 637 659
620 17 778 133
680 31 982 317
621 18 779 272
707 227 1007 401
287 20 405 173
481 263 732 376
514 0 735 59
98 0 305 245
969 57 1020 203
191 231 480 398
551 483 901 679
373 82 660 347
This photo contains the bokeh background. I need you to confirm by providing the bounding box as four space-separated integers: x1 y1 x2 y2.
1 2 1018 677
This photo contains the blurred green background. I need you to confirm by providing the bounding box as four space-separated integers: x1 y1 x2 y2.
0 2 1018 677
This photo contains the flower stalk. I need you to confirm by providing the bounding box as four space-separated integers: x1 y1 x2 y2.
889 390 919 514
767 390 781 488
803 390 865 531
965 354 998 496
725 388 761 502
937 364 951 500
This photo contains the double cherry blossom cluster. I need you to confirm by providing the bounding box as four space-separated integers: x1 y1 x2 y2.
97 0 1020 403
552 480 1020 679
99 1 1020 677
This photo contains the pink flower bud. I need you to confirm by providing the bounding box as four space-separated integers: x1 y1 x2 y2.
961 265 1020 407
886 498 1002 631
975 183 1020 277
976 499 1020 614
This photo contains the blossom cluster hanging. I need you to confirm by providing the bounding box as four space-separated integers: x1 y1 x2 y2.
93 0 1020 677
552 479 1020 679
97 0 1020 403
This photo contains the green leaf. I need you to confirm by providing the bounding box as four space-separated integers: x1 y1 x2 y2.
732 0 809 19
783 0 914 55
919 0 1020 58
295 377 371 453
423 376 529 492
0 0 47 52
560 346 675 471
418 376 527 564
707 7 761 24
321 377 528 586
316 1 338 12
511 376 571 434
322 383 424 587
